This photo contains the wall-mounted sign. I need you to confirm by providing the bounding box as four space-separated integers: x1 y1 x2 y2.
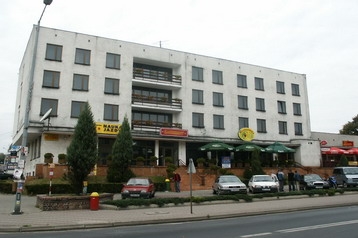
320 140 328 145
44 134 59 141
160 128 188 137
96 123 121 135
343 140 354 147
238 128 255 141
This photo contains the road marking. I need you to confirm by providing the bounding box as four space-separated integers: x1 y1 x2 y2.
277 219 358 233
241 232 272 237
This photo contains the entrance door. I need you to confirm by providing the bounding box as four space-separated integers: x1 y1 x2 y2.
159 147 173 166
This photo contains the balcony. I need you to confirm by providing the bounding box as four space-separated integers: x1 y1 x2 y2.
131 120 182 132
132 94 182 113
133 67 182 89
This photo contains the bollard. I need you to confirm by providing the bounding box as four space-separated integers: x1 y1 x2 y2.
165 178 170 192
90 192 99 211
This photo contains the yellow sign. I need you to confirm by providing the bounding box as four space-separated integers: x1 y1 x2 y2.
96 123 121 135
44 134 59 141
238 128 255 141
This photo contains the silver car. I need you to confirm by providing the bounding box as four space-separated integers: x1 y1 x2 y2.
248 175 279 193
212 175 247 195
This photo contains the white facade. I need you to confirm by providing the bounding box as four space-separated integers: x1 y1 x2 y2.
13 26 317 176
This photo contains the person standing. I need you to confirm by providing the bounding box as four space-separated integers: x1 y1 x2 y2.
173 172 181 192
277 169 285 192
287 170 295 191
294 170 301 191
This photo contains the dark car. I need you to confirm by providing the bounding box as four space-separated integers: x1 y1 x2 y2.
299 174 330 190
0 171 13 180
121 177 155 199
212 175 247 195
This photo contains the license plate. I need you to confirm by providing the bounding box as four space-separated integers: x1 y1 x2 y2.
315 186 323 189
130 194 140 197
262 189 270 191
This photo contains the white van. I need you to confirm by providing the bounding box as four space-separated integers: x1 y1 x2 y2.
332 167 358 187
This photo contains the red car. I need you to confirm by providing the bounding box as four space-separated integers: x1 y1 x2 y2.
121 177 155 199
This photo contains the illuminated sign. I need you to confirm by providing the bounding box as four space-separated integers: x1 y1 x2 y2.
343 140 354 147
44 134 59 141
160 128 188 137
96 123 121 135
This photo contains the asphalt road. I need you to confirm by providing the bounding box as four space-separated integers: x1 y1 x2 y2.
1 206 358 238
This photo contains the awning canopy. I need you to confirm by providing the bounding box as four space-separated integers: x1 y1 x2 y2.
346 148 358 155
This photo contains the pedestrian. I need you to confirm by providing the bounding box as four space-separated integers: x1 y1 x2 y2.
288 169 295 191
173 172 181 192
294 170 301 191
277 168 285 192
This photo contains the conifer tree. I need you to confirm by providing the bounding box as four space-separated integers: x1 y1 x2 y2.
67 103 98 194
107 116 134 182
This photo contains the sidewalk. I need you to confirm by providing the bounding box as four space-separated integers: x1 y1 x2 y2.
1 190 358 232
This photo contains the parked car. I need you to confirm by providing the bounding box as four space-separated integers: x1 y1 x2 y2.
299 174 330 190
0 171 13 180
332 167 358 187
212 175 247 195
248 175 278 193
121 177 155 199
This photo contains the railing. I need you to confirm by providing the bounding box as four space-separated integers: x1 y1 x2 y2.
133 67 182 86
132 94 182 109
131 120 182 131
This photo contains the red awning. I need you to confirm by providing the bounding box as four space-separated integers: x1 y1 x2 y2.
346 148 358 155
321 147 349 155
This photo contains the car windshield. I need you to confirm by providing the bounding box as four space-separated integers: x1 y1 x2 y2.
127 178 149 185
343 167 358 175
304 174 322 181
219 176 241 183
253 175 272 182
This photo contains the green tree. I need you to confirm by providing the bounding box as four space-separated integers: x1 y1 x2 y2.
338 155 349 166
250 149 265 175
67 103 98 194
107 116 135 182
0 153 5 164
340 114 358 135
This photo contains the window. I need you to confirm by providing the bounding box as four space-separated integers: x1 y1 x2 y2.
239 117 249 129
257 119 267 133
238 95 248 109
277 101 287 114
213 114 224 129
132 111 172 125
192 66 203 82
71 101 86 118
256 98 265 111
294 122 303 135
104 78 119 95
73 74 89 91
106 53 121 69
278 121 288 134
213 92 224 107
237 74 247 88
292 83 300 96
255 77 264 90
276 81 285 94
192 89 204 104
40 98 58 116
45 44 62 61
192 113 204 128
293 103 302 115
43 70 60 88
75 48 91 65
104 104 119 121
212 70 223 84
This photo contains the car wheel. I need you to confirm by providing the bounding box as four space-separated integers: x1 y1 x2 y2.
343 182 347 188
217 190 222 195
213 189 217 195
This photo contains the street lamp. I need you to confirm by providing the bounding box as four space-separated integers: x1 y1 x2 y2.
14 0 53 215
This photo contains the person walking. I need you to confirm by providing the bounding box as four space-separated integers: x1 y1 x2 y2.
288 169 295 191
173 172 181 192
277 169 285 192
294 170 301 191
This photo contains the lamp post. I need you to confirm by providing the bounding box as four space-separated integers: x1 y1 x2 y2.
13 0 53 215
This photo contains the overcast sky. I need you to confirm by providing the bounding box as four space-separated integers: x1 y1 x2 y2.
0 0 357 154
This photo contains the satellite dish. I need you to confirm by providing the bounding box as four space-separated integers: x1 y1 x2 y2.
40 108 52 122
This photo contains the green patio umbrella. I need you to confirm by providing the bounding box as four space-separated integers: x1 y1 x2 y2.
265 142 295 153
235 143 265 152
199 142 234 164
199 142 234 151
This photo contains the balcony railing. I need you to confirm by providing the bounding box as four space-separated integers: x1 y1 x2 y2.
132 94 182 110
133 67 182 85
131 120 182 132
